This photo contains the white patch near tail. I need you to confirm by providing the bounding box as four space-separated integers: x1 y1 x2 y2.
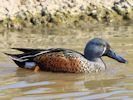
25 62 36 69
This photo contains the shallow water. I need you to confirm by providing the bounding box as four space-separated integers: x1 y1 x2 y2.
0 24 133 100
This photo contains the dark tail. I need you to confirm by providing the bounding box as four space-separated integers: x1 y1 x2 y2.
4 53 26 68
4 53 35 69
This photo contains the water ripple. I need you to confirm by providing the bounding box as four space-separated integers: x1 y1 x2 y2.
0 81 55 91
13 91 90 100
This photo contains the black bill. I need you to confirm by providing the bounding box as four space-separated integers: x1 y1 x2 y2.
106 49 128 63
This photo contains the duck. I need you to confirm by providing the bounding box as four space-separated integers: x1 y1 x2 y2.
5 38 127 73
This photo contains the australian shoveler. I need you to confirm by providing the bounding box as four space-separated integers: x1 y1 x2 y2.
5 38 127 73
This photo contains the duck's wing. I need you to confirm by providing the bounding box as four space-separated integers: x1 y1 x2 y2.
5 48 73 69
11 48 52 53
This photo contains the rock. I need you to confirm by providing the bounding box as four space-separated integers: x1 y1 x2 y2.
112 0 132 20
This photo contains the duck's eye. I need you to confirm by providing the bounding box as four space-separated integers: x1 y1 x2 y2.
99 44 105 47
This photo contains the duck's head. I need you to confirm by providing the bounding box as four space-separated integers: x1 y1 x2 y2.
84 38 127 63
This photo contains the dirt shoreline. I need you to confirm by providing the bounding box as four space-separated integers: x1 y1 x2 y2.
0 0 132 29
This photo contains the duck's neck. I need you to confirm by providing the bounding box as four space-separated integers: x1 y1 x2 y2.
84 53 106 67
84 50 103 63
84 54 101 62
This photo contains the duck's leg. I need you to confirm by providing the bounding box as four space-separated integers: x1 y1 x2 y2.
34 66 40 72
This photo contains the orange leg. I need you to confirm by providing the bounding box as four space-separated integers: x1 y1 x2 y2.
34 66 40 72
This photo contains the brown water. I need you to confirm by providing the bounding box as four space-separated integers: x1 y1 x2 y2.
0 24 133 100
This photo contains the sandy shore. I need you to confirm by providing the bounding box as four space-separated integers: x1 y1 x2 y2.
0 0 132 29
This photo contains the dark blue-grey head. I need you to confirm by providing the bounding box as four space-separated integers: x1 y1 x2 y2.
84 38 127 63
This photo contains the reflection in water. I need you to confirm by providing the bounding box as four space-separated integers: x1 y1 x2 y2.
84 79 121 90
0 24 133 99
0 67 127 100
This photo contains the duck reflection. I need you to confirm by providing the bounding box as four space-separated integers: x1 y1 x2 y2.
14 68 125 92
0 65 126 100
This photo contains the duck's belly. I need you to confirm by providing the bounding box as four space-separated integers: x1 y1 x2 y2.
34 52 89 73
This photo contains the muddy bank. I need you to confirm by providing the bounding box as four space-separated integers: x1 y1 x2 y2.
0 0 133 29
